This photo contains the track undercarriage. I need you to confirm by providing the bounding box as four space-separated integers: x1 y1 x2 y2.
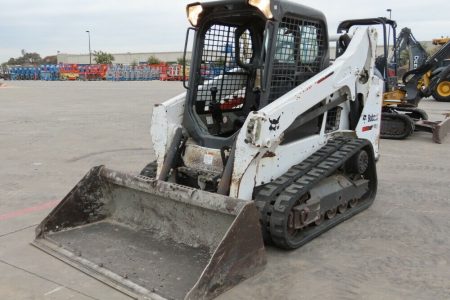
255 137 378 249
381 110 416 140
381 106 450 143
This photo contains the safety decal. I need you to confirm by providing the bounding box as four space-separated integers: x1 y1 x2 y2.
362 113 379 123
362 124 379 132
269 115 281 131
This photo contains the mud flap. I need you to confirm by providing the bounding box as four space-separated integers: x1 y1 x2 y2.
415 114 450 144
32 166 266 300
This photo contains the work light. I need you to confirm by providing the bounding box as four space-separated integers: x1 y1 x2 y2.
248 0 273 19
187 3 203 26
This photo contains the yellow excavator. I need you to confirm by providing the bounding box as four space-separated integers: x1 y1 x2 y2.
433 37 450 45
431 37 450 102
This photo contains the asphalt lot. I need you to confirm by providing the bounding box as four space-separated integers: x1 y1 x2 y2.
1 80 449 300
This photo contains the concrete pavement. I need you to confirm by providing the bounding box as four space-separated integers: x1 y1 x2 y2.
1 80 449 299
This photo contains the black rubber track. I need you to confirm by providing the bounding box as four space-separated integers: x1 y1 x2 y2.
255 137 377 249
380 112 415 140
395 107 428 121
254 138 347 243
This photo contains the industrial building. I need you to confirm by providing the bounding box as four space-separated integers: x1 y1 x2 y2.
55 42 435 65
57 51 191 65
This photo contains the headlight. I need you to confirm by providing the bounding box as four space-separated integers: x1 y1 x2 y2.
186 3 203 27
248 0 273 19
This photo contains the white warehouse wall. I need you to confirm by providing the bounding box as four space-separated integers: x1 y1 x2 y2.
57 52 192 64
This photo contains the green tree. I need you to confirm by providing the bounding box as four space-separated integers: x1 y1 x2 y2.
94 51 115 64
42 55 57 64
23 52 42 64
177 56 190 65
148 55 161 64
423 43 440 57
399 49 409 67
214 58 226 67
5 50 43 65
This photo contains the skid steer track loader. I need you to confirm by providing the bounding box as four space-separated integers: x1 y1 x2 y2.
33 1 382 299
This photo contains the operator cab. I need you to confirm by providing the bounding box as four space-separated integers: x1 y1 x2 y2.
183 0 329 148
192 13 265 138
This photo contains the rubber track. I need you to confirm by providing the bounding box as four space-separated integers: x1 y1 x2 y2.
380 112 415 140
255 137 373 249
394 107 428 120
254 138 347 240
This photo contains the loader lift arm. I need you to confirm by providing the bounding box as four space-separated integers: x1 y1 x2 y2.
233 26 382 199
337 17 397 91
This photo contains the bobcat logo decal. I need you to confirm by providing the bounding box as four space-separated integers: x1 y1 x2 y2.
269 115 281 131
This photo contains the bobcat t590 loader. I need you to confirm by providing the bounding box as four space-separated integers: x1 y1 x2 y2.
33 1 383 299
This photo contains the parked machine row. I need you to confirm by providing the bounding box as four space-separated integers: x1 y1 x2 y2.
3 63 192 81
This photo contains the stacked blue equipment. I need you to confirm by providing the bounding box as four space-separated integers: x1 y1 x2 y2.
105 64 161 81
10 66 27 80
78 65 88 81
40 65 59 81
9 67 19 80
7 63 162 81
149 68 160 80
124 65 133 81
105 66 115 81
9 66 42 80
26 66 40 80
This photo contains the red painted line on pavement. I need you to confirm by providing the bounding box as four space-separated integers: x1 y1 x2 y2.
0 200 59 222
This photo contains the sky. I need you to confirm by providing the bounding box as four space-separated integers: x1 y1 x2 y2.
0 0 449 63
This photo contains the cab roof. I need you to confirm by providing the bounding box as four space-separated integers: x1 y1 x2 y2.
189 0 326 23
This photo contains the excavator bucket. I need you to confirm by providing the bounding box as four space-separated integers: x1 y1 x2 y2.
32 166 266 300
415 114 450 144
433 117 450 144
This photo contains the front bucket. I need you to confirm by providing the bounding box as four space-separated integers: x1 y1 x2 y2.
32 166 266 300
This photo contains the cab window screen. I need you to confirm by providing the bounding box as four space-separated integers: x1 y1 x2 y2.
269 17 325 102
195 24 254 114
